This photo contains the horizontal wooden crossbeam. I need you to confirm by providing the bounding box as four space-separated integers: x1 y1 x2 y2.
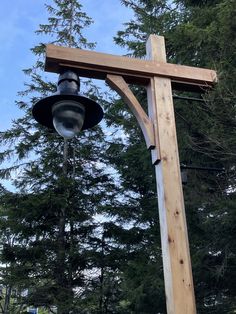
45 45 217 91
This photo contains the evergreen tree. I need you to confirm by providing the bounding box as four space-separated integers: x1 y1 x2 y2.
103 85 166 313
1 0 235 313
0 1 119 313
109 0 236 312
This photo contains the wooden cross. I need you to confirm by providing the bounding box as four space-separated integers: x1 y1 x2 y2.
44 35 217 314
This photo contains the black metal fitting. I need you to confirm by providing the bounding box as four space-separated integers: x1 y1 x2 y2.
57 70 80 95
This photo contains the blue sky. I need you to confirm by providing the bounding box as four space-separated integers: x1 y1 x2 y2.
0 0 133 131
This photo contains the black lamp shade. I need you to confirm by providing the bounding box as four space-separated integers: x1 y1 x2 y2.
32 70 103 132
32 93 103 131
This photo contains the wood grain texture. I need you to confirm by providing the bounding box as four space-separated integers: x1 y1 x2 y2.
106 74 155 150
42 35 216 313
146 35 197 314
45 44 217 90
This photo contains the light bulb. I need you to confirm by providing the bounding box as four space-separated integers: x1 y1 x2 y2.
52 100 85 139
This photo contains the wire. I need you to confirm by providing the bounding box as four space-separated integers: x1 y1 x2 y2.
180 164 224 172
173 94 206 103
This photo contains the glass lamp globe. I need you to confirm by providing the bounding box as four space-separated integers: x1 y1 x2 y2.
52 100 85 139
32 71 103 138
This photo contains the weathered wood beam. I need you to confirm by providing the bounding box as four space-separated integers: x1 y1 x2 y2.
146 34 197 314
45 45 217 91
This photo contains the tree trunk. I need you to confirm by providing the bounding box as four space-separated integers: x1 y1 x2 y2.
3 285 12 314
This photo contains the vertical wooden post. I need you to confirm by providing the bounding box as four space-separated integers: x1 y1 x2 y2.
43 33 218 313
146 35 197 314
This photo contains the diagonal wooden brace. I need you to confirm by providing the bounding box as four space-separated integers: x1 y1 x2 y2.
42 34 217 314
106 75 159 154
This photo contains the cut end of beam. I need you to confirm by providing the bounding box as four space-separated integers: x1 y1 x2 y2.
45 44 217 92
